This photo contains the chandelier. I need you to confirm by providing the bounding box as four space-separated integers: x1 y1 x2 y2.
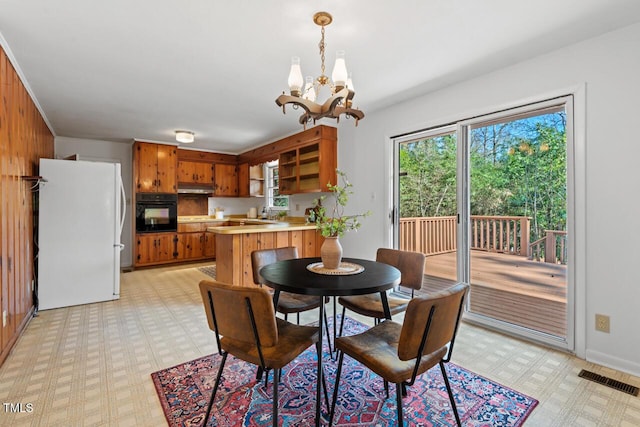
275 11 364 128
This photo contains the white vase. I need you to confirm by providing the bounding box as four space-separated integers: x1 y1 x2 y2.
321 236 343 269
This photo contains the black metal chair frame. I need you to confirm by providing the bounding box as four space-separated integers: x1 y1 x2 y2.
202 289 329 427
329 291 466 427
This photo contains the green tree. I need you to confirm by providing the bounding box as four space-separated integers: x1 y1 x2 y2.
399 134 457 217
399 112 567 244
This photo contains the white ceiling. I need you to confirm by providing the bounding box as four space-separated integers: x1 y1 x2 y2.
2 0 640 153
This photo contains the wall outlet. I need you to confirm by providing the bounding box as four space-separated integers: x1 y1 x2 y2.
2 310 6 328
595 314 610 333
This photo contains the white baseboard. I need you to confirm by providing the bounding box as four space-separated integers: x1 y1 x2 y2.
585 349 640 378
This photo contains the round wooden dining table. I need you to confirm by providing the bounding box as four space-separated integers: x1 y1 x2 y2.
259 257 401 427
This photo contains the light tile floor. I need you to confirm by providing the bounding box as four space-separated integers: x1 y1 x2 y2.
0 262 638 426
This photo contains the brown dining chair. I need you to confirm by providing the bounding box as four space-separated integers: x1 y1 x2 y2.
337 248 425 336
329 283 468 427
199 279 322 427
252 247 332 352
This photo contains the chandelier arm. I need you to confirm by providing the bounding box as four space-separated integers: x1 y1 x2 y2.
319 88 349 115
331 106 365 121
275 94 323 115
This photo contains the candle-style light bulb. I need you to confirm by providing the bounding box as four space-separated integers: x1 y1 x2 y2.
287 57 304 97
331 50 348 91
302 76 316 102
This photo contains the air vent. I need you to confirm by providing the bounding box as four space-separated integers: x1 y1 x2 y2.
578 369 639 396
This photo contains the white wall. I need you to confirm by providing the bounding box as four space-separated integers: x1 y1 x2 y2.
208 193 318 217
54 137 134 268
335 23 640 376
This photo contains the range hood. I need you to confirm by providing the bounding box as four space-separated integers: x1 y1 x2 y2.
177 185 214 194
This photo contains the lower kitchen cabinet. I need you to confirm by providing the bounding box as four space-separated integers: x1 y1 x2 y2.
136 233 178 266
204 232 216 257
176 233 204 260
176 231 216 260
135 225 217 267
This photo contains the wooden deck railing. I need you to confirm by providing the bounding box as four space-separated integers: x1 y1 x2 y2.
528 230 568 264
400 215 531 257
400 215 567 264
399 216 457 256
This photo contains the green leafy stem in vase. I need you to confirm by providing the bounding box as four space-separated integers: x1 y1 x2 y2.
308 170 371 238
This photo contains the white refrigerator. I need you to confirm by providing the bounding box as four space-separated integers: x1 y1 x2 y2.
38 158 126 310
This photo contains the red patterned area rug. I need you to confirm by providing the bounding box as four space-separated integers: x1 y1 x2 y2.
151 317 538 426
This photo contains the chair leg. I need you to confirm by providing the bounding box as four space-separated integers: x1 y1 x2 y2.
401 382 407 397
384 380 389 398
329 351 345 427
272 368 280 427
317 341 330 409
439 362 462 427
296 312 300 324
202 352 227 427
264 368 270 389
395 382 405 427
338 305 347 338
323 308 332 354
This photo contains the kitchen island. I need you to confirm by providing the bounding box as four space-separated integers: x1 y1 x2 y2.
207 218 322 287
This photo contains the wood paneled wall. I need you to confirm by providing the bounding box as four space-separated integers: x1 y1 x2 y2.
0 46 54 366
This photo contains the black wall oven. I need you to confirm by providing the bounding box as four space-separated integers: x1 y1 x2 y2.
135 193 178 233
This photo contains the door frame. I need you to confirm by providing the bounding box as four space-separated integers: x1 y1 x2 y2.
391 89 586 355
459 96 575 351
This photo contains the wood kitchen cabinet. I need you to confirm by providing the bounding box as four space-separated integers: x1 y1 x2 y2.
237 162 249 197
238 163 264 197
279 139 337 194
175 223 217 261
249 164 265 197
134 142 177 193
214 163 238 196
177 160 213 185
135 233 177 266
176 232 204 260
204 232 216 257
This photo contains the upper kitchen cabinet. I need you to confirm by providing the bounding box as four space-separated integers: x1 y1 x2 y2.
177 148 238 196
214 163 238 196
237 162 249 197
134 141 177 193
238 162 264 197
236 125 337 195
279 135 337 194
249 164 265 197
177 160 214 185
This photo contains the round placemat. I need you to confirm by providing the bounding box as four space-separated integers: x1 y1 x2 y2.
306 262 365 275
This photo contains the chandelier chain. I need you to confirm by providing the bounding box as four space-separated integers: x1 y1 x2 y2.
319 25 326 80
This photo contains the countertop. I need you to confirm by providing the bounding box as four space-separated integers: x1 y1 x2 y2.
178 215 318 234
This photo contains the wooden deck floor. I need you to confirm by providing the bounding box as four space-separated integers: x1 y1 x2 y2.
410 250 568 337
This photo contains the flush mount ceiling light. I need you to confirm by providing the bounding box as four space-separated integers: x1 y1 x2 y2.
276 11 364 128
175 130 194 143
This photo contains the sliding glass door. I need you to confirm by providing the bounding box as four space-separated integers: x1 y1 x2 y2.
394 97 573 350
393 126 458 293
